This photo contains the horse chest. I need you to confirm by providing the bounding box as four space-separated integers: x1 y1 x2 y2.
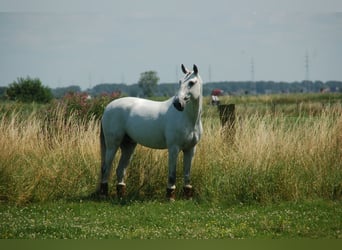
179 123 202 149
187 131 200 147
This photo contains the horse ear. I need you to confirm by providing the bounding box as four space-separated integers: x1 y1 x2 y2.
193 64 198 75
181 64 189 74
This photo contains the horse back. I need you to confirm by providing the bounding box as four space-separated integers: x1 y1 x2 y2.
102 97 171 149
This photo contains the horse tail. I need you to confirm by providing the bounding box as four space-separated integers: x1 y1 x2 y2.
100 121 106 169
97 121 109 196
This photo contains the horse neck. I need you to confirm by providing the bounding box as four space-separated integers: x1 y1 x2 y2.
185 95 202 126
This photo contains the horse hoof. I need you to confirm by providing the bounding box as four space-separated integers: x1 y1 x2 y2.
98 183 109 198
166 188 176 202
116 184 126 199
183 185 193 200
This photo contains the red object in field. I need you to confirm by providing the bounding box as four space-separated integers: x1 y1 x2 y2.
211 89 223 96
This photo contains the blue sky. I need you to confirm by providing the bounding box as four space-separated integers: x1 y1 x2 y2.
1 0 342 89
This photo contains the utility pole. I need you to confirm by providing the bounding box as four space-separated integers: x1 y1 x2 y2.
305 50 311 92
121 73 125 84
251 57 255 82
305 51 310 81
176 65 179 83
208 64 212 83
251 57 256 94
88 72 92 90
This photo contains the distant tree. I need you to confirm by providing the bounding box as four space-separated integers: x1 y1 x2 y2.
6 76 53 103
51 85 81 98
0 86 7 100
138 71 159 97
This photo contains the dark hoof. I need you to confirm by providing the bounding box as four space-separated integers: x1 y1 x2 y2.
116 184 126 199
99 183 108 196
183 186 193 200
166 188 176 202
93 183 109 199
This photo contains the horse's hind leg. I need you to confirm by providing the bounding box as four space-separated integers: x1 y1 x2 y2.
99 145 119 196
116 136 137 197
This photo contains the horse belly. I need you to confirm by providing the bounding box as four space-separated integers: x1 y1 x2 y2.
126 119 167 149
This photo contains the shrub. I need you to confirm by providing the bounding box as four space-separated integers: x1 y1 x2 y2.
48 91 121 122
6 77 53 103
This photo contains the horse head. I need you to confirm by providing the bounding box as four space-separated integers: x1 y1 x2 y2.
173 64 202 112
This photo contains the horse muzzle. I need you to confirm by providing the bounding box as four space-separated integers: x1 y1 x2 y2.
173 96 184 111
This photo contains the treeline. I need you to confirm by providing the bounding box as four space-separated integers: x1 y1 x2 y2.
52 80 342 98
205 80 342 95
2 80 342 100
51 83 178 98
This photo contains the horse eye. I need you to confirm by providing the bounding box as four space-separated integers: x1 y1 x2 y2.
188 81 195 88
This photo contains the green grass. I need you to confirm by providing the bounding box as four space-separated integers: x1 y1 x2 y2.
1 200 341 239
219 92 342 105
215 93 342 117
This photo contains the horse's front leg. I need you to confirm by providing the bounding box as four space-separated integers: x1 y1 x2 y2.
183 146 196 199
166 145 179 201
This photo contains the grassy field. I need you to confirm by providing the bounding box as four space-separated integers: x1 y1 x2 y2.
1 93 342 238
1 200 341 239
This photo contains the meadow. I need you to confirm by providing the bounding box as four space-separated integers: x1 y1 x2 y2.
1 93 342 238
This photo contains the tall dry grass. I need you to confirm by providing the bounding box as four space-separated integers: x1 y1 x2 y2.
0 106 100 204
194 105 342 204
0 102 341 204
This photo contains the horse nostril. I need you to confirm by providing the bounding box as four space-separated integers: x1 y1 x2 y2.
174 102 184 111
173 97 184 111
